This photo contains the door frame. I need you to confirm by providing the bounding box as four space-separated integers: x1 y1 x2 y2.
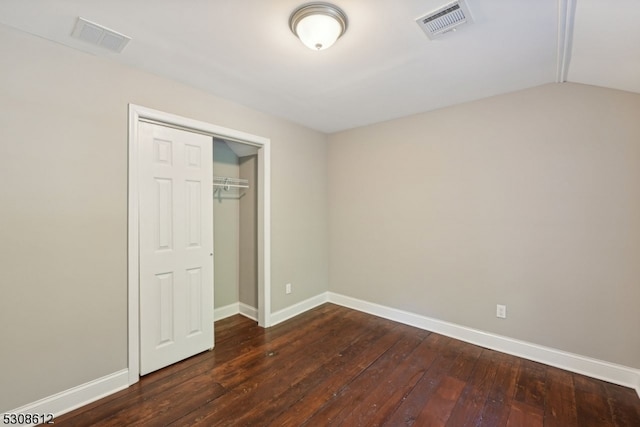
127 104 271 385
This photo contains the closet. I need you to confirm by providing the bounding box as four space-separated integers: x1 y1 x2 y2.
213 138 258 319
130 104 271 380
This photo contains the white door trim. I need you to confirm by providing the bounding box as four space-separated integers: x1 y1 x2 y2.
128 104 271 385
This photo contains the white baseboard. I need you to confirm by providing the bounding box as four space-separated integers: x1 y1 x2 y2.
214 302 258 322
214 302 240 321
328 292 640 397
7 369 129 425
11 293 638 422
239 303 258 321
270 293 329 326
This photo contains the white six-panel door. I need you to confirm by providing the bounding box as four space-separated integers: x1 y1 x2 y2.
138 121 214 375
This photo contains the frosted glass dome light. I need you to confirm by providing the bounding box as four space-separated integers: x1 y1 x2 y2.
289 3 348 51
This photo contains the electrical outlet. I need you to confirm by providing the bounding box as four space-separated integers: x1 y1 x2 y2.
496 304 507 319
285 283 292 294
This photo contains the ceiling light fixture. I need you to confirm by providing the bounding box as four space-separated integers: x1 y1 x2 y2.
289 3 348 51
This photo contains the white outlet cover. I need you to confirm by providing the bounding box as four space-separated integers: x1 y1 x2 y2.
496 304 507 319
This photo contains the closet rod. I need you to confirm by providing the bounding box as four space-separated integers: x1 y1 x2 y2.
213 183 249 189
213 176 249 191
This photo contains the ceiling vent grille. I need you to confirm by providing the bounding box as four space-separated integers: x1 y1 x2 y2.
416 0 473 40
71 17 131 53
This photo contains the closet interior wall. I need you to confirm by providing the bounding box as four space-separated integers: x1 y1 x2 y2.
239 154 258 310
212 139 258 315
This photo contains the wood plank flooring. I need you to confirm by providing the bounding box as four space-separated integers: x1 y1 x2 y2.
54 304 640 426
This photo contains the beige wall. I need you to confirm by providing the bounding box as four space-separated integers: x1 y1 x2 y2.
239 155 258 308
328 83 640 369
0 24 328 411
213 140 240 308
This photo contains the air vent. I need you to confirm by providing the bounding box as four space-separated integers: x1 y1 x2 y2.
416 0 473 40
71 17 131 53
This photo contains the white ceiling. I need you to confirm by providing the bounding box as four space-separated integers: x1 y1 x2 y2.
1 0 638 133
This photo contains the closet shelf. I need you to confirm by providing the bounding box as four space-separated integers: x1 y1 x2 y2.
213 176 249 191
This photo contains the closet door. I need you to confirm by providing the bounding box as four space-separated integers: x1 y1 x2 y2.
138 121 214 375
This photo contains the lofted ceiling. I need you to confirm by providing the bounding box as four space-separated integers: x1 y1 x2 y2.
0 0 638 133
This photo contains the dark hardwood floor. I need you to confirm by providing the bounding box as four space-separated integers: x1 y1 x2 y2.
54 303 640 426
